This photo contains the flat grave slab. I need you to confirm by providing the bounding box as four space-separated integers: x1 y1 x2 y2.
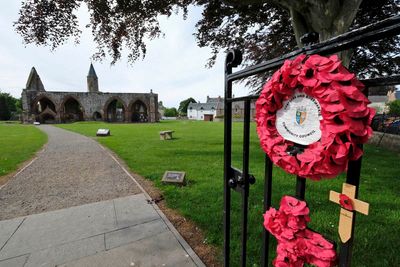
162 171 186 185
96 129 110 136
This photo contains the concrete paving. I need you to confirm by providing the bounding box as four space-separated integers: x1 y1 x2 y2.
0 194 204 267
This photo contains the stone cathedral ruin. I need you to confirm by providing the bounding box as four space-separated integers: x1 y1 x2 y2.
21 64 158 124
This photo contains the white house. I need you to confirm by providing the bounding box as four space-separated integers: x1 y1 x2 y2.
188 96 224 121
187 96 257 121
187 102 218 121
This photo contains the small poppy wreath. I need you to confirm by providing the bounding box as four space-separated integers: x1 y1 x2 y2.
256 54 375 180
264 196 337 267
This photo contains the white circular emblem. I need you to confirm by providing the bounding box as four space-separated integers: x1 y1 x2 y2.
276 91 322 145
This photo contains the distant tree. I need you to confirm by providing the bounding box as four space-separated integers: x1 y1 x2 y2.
0 94 11 120
0 92 20 120
15 98 22 113
115 101 124 109
164 107 178 117
178 97 197 115
388 100 400 116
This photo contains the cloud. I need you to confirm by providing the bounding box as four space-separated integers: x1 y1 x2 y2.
0 3 250 107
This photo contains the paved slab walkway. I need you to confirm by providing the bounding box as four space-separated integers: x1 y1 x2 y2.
0 194 203 267
0 126 204 266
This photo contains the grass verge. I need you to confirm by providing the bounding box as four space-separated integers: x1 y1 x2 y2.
57 121 400 267
0 123 47 184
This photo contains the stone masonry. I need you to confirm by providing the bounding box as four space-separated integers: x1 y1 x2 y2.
21 64 158 123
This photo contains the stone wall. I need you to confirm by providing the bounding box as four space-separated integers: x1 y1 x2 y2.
22 90 158 123
21 66 159 124
368 131 400 152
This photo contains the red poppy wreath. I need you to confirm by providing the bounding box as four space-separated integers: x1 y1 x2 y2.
264 196 337 267
256 54 375 180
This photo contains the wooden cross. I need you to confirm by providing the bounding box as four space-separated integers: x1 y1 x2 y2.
329 183 369 243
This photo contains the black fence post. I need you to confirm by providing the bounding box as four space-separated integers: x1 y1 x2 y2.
295 176 307 200
239 100 251 267
338 152 363 267
224 50 242 267
261 155 273 267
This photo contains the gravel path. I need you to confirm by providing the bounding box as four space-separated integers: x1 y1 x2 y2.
0 125 140 221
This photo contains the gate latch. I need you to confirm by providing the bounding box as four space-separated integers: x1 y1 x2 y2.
228 167 255 191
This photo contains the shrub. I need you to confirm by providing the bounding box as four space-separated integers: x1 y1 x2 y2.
388 100 400 116
164 107 178 117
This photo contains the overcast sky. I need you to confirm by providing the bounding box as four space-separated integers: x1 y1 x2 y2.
0 2 248 108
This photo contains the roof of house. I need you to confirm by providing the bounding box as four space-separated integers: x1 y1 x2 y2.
207 97 223 103
188 100 256 111
188 102 218 110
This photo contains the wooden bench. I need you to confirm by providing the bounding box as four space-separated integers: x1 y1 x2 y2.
159 130 174 140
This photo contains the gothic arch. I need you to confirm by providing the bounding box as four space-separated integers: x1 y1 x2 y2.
31 95 58 123
104 96 127 122
60 95 84 110
92 111 102 121
129 99 149 122
60 95 85 122
31 94 57 114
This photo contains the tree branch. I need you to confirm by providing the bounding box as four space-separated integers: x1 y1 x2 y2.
222 0 304 10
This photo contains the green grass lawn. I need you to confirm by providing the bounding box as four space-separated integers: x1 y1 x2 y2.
57 121 400 267
0 123 47 178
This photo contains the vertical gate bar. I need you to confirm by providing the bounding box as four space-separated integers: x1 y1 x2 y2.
295 176 306 200
223 58 233 267
240 99 251 267
339 85 368 267
339 153 363 267
261 155 273 267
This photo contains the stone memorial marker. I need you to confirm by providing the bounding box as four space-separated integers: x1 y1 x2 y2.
96 129 110 136
162 171 186 185
159 130 174 140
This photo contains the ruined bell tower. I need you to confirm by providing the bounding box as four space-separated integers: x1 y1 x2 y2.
87 63 99 93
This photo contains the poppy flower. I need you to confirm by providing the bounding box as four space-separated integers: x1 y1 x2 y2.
339 194 354 211
280 196 310 216
256 54 374 179
263 208 288 240
264 196 337 267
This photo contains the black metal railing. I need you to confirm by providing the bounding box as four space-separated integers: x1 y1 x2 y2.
223 15 400 267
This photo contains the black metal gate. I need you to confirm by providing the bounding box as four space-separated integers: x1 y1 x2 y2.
223 15 400 267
